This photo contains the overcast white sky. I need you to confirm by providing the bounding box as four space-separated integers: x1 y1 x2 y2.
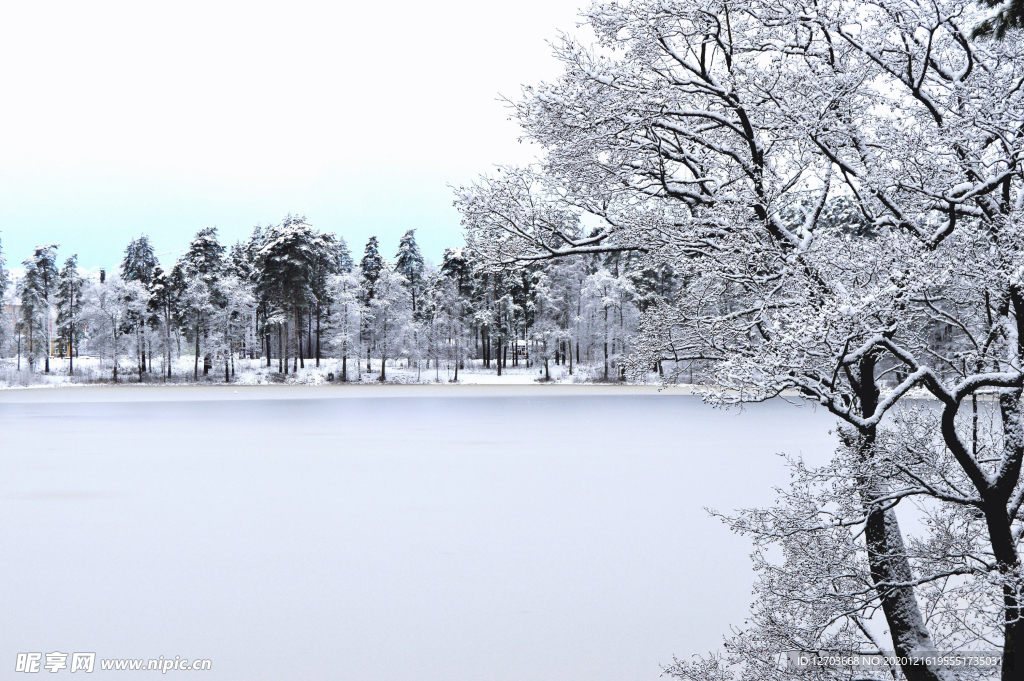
0 0 586 270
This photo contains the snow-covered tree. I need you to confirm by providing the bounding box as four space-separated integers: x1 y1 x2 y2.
256 215 345 373
211 275 255 382
55 255 84 373
121 235 157 285
358 236 386 371
0 238 8 357
177 227 225 379
84 274 146 382
327 272 360 381
366 266 410 382
582 268 635 381
121 235 159 377
18 244 59 372
148 265 181 379
457 0 1024 674
395 229 425 316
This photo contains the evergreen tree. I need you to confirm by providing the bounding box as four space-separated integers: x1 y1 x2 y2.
358 236 385 371
181 227 225 285
335 236 354 274
148 265 180 379
121 235 159 375
18 263 44 370
395 230 425 315
257 215 319 373
359 236 384 302
309 232 348 366
20 244 59 372
121 235 158 285
55 255 84 373
440 247 471 296
177 227 225 378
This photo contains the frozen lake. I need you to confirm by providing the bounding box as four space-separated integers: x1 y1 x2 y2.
0 385 837 680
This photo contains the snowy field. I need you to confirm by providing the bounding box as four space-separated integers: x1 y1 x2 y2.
0 386 837 680
0 355 622 388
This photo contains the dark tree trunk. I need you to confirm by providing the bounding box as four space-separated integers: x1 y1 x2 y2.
853 354 948 681
315 302 321 368
68 310 74 375
193 322 200 380
603 340 609 381
296 308 304 370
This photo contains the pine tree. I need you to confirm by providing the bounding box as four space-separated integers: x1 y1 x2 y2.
359 236 384 301
178 227 225 378
148 265 179 378
20 244 59 372
335 236 354 274
395 230 425 315
257 216 317 373
55 255 84 373
121 235 159 376
181 227 225 284
121 235 158 285
358 236 385 371
18 263 44 370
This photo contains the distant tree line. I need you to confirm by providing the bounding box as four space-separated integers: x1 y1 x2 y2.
0 217 686 382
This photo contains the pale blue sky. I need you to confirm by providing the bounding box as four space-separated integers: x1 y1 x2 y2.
0 0 585 270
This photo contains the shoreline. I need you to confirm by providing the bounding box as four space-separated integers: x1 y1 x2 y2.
0 382 707 404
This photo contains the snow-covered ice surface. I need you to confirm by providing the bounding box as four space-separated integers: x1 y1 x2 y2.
0 386 837 680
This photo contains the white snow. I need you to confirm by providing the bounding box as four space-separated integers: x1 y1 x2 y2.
0 387 837 680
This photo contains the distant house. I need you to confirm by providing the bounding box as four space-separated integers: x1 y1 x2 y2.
3 301 63 357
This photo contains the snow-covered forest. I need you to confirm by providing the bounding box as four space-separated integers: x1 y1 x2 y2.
0 217 680 386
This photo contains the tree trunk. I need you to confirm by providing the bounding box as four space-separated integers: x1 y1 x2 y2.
68 308 74 376
296 308 304 370
193 322 200 380
853 355 950 681
315 302 321 367
453 333 459 382
986 390 1024 681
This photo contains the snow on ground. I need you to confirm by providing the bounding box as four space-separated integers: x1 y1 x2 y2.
0 355 631 389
